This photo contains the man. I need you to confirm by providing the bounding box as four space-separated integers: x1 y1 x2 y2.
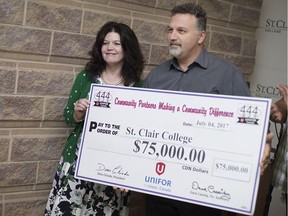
144 3 272 216
269 84 287 212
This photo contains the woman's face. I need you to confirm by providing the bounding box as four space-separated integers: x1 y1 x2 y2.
101 31 124 66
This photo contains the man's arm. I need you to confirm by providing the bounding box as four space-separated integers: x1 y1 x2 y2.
270 84 288 123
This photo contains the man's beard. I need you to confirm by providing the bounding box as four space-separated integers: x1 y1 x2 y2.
169 47 181 57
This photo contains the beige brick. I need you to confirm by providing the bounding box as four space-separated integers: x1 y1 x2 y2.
44 97 68 120
0 130 10 136
17 70 74 96
11 136 66 161
207 18 229 29
18 62 74 72
0 96 44 120
41 121 68 128
83 2 130 16
82 0 109 4
75 66 86 73
122 0 156 7
49 55 89 65
199 0 231 22
222 0 262 9
11 128 68 136
141 70 149 80
35 184 53 191
0 25 51 54
52 32 95 58
154 7 170 17
37 160 59 184
225 55 255 75
210 51 225 59
82 11 131 35
5 190 49 200
0 137 9 162
5 198 47 216
0 121 41 128
0 51 49 62
144 65 155 72
210 26 242 37
111 0 154 13
228 22 255 32
210 32 242 54
231 5 261 28
204 31 210 48
0 60 17 68
242 38 257 56
150 45 170 65
0 185 34 194
140 43 151 65
157 0 196 10
133 19 167 44
40 0 83 8
26 2 82 33
132 11 169 23
243 32 256 39
0 68 16 94
0 162 37 186
0 0 25 25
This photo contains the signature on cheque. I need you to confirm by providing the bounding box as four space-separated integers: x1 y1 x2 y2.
192 181 231 200
96 163 130 176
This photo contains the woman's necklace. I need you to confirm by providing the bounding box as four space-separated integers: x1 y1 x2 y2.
101 72 124 86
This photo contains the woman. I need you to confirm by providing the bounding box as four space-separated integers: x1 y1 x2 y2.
45 21 144 216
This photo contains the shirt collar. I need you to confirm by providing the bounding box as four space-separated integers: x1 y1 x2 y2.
169 48 208 71
194 48 208 69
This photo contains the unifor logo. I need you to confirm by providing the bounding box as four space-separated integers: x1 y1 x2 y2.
156 162 166 175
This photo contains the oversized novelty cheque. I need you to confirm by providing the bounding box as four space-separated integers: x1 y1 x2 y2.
75 84 271 215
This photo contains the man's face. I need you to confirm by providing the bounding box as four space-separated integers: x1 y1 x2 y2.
167 14 204 60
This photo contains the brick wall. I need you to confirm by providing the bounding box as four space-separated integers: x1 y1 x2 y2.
0 0 262 215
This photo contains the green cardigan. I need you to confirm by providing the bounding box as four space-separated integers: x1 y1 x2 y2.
62 70 143 163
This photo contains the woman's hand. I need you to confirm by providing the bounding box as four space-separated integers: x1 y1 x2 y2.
74 98 90 122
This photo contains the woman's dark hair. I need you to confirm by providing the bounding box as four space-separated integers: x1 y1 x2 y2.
85 21 145 86
171 3 207 32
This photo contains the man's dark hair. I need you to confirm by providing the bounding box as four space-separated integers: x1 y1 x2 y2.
171 3 207 31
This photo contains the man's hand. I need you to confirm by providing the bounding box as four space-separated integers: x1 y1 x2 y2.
260 132 273 175
270 84 288 123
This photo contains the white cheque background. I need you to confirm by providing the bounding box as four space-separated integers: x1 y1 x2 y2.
75 85 271 215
